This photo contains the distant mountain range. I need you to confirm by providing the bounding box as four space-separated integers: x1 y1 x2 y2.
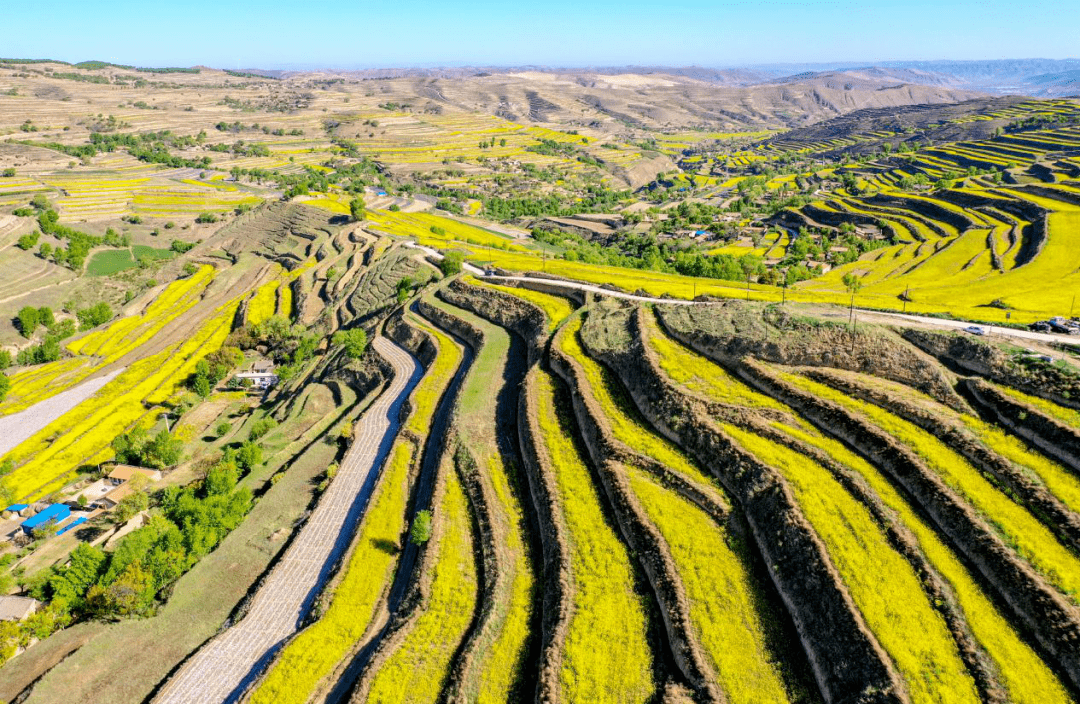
268 59 1080 98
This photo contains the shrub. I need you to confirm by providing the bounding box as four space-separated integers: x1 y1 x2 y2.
76 302 112 330
215 421 231 437
0 374 9 403
195 212 218 224
16 232 39 250
249 417 278 440
0 351 11 370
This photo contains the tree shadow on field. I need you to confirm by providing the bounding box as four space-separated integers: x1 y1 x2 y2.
370 538 399 555
329 215 351 226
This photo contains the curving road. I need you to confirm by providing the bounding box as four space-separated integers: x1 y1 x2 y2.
153 336 422 704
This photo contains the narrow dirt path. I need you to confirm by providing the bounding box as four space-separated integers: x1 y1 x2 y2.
152 336 422 704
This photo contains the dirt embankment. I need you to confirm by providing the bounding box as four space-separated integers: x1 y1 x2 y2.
319 343 394 405
410 299 501 703
416 298 484 351
902 328 1080 410
932 189 1049 267
511 278 587 306
548 327 721 702
865 193 977 232
515 367 574 703
805 368 1080 553
963 378 1080 475
657 302 963 410
737 360 1080 692
437 279 547 363
734 402 1007 703
385 308 437 369
582 303 906 704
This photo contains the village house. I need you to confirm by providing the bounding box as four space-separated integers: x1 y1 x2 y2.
0 595 40 622
106 464 163 487
235 360 278 389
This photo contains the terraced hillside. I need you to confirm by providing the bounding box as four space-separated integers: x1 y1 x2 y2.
3 60 1080 704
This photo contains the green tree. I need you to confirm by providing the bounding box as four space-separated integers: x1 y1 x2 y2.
0 350 11 370
236 441 262 471
349 197 365 222
410 510 433 545
48 543 105 609
396 276 413 303
332 328 368 359
439 251 465 276
96 561 155 617
192 374 212 398
16 306 39 337
0 374 9 403
204 460 239 496
114 490 150 524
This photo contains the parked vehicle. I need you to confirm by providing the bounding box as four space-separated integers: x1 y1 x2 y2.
964 325 986 335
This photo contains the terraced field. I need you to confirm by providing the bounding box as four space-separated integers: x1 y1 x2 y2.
4 63 1080 704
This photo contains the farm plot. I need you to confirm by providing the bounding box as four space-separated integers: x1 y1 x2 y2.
421 295 538 703
642 320 980 704
1 300 237 501
558 317 810 704
528 368 657 703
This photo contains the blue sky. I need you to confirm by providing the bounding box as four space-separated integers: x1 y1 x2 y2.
3 0 1076 69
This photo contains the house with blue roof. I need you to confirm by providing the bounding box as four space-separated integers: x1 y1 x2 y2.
21 504 70 536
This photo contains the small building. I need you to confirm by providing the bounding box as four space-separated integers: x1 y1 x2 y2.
252 359 274 374
106 465 163 487
95 484 134 511
2 504 29 519
235 371 278 390
57 516 88 536
0 595 40 622
21 504 71 536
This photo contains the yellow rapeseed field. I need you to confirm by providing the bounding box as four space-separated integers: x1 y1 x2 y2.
532 369 655 703
363 457 477 703
782 372 1080 603
777 422 1073 703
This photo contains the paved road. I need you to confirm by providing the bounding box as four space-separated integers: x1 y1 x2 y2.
863 310 1080 348
0 368 124 458
154 336 422 704
405 243 1080 348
